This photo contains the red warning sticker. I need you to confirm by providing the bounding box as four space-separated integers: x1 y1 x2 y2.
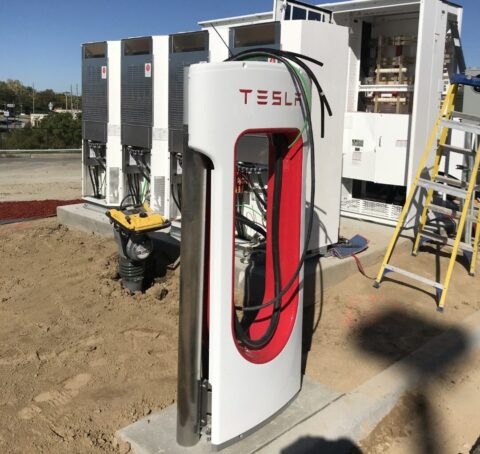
101 65 107 79
145 62 152 78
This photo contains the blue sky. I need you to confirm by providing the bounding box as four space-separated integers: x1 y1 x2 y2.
0 0 479 92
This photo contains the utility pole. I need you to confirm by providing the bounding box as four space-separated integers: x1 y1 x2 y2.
70 84 73 111
32 83 35 115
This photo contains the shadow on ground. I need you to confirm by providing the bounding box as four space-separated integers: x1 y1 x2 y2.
144 231 181 287
281 436 362 454
352 308 470 454
302 254 323 374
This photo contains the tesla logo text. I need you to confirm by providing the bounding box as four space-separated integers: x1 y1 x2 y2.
239 89 301 106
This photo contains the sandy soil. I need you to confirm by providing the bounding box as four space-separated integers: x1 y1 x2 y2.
304 243 480 393
0 156 81 202
0 218 479 453
0 219 178 453
0 182 81 202
360 353 480 453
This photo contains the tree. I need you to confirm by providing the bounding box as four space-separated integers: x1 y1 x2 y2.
2 112 81 149
38 112 81 148
0 79 81 114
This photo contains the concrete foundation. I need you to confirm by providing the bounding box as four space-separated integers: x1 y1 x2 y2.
57 203 113 237
116 377 340 454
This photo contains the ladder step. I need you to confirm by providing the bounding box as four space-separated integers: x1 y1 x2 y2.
450 111 480 124
439 143 475 156
384 264 444 290
418 178 468 199
434 175 465 188
419 230 473 252
441 119 480 135
428 203 479 222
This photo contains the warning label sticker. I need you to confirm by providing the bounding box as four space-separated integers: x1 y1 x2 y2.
352 152 362 165
145 63 152 78
101 66 107 79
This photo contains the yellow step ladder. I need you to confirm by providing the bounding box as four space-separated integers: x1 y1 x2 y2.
374 83 480 311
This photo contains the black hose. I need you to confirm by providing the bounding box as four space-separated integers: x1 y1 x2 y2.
120 193 137 209
171 181 182 212
246 174 267 210
133 155 150 182
236 212 267 239
127 174 141 205
231 49 326 316
141 153 151 174
234 137 284 349
88 166 99 197
257 173 268 199
95 157 106 171
227 49 331 349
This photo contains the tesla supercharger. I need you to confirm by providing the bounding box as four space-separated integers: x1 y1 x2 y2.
177 61 310 448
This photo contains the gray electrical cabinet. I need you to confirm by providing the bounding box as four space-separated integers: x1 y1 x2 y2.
82 41 108 142
118 33 210 214
229 22 280 54
82 41 108 201
462 68 480 117
168 31 209 157
121 37 153 150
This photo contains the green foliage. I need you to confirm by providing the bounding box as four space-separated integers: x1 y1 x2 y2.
0 79 81 114
0 113 82 150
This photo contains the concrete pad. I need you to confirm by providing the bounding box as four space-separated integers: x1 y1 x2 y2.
257 310 480 453
57 203 113 237
116 377 341 454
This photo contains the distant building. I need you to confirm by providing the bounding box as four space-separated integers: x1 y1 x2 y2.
52 108 81 119
30 113 48 126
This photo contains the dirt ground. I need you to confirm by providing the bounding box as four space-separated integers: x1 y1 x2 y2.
0 220 178 453
0 218 479 453
304 241 480 393
360 353 480 454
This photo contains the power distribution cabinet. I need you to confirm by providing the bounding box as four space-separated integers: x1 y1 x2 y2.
462 68 480 117
152 31 209 219
82 40 122 206
327 0 463 224
119 33 209 218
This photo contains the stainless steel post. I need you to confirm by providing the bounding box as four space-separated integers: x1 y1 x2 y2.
176 148 209 447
